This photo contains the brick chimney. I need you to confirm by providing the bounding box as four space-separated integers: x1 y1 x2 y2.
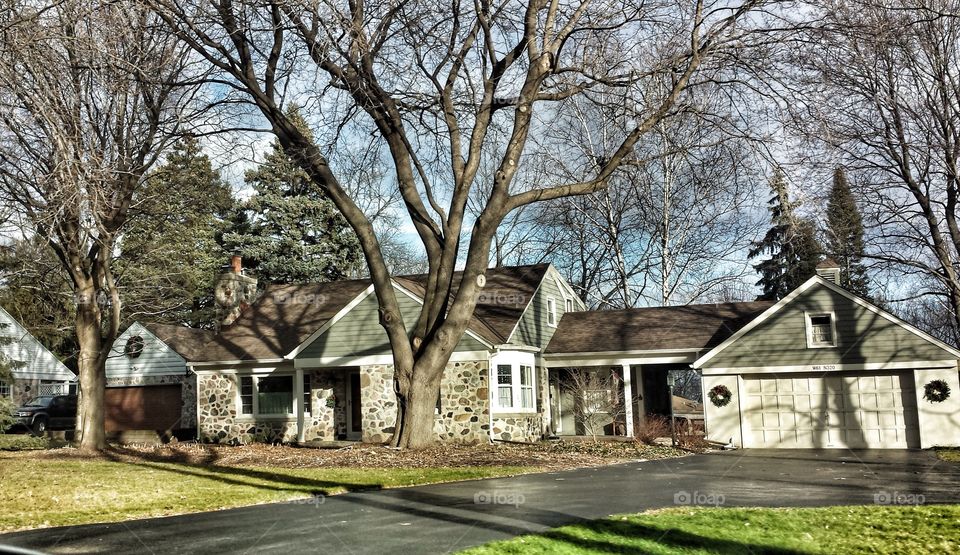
214 255 258 327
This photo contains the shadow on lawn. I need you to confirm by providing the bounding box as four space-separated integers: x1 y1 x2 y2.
540 520 812 555
101 445 378 497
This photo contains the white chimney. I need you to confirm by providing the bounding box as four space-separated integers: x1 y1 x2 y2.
816 258 841 284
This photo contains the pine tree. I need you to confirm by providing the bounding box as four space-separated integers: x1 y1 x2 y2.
826 168 870 297
222 107 362 284
118 137 236 328
749 169 823 300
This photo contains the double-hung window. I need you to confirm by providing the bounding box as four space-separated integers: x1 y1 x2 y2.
491 352 537 412
547 297 557 326
238 375 295 417
805 312 837 348
0 380 10 399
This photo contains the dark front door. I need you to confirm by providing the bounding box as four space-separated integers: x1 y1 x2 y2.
349 370 362 438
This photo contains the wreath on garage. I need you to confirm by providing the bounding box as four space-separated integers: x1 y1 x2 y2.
923 379 951 403
124 335 145 359
708 384 733 407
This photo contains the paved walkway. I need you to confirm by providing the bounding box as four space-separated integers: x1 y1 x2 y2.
3 449 959 554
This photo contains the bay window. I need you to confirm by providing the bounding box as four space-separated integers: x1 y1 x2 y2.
491 351 537 412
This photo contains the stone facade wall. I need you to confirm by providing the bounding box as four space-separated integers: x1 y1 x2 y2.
360 361 491 444
5 379 73 407
491 414 543 443
360 365 397 443
197 370 349 444
106 374 197 429
434 361 489 442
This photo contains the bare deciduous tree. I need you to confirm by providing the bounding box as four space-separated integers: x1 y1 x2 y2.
789 0 960 339
152 0 778 447
0 1 200 451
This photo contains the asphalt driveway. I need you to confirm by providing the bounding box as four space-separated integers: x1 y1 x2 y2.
3 449 959 554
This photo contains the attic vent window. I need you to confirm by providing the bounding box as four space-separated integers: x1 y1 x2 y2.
125 336 145 358
806 313 837 348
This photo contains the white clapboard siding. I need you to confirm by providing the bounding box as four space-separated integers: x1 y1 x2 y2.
105 322 188 378
0 305 74 381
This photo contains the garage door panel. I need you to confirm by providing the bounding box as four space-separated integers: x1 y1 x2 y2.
105 385 182 432
741 372 919 449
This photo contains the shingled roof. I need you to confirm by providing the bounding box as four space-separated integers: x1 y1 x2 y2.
152 264 550 363
545 301 774 354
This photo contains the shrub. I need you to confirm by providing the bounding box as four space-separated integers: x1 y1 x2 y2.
634 415 672 445
0 434 50 451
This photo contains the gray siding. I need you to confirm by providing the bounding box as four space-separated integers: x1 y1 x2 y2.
298 287 488 359
510 270 577 349
0 306 73 381
701 285 957 369
105 322 188 377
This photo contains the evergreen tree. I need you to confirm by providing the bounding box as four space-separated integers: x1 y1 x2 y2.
117 138 236 329
826 168 870 296
222 107 362 283
749 169 823 300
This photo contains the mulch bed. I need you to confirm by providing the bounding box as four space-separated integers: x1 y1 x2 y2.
0 439 689 471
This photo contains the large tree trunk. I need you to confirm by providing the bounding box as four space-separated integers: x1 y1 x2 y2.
75 287 106 453
394 373 443 449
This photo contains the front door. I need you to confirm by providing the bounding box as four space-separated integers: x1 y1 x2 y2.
346 369 362 440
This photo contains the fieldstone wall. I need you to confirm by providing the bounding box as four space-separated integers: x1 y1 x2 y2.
360 360 491 444
307 369 347 441
197 370 348 444
106 374 197 429
434 361 489 442
9 379 41 407
360 365 397 443
491 414 543 443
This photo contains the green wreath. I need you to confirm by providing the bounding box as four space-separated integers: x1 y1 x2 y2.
708 384 733 407
923 379 951 403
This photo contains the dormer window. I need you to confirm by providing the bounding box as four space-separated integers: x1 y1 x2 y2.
806 312 837 348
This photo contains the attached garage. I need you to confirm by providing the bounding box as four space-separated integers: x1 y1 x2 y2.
740 372 919 449
105 384 184 432
697 274 960 449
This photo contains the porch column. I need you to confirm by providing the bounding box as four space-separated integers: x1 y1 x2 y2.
295 368 305 443
622 363 634 438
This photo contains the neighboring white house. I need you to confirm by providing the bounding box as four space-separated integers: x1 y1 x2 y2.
0 305 75 405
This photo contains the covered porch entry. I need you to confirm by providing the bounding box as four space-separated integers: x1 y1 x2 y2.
544 353 698 438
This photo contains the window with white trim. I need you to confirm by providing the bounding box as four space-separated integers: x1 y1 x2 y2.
547 297 557 327
565 298 573 313
303 373 312 415
491 351 537 412
805 312 837 348
0 380 10 399
238 375 295 416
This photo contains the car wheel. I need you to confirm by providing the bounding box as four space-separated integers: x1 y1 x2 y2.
31 417 47 436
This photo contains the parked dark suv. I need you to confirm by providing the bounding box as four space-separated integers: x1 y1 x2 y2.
13 395 77 435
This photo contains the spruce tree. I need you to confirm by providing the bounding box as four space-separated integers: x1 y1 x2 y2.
118 137 236 328
749 169 823 300
826 168 870 296
222 107 362 284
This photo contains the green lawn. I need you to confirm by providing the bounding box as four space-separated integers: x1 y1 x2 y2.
0 457 532 532
461 506 960 554
936 447 960 463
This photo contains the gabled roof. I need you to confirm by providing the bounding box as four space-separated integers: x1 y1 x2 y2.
545 301 774 354
395 263 550 345
693 275 960 367
0 305 75 381
160 264 551 363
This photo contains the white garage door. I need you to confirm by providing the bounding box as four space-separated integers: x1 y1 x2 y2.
741 372 919 448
